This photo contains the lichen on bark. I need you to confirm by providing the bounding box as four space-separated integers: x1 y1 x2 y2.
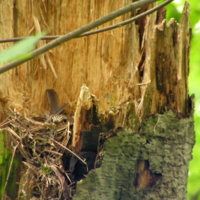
74 111 195 200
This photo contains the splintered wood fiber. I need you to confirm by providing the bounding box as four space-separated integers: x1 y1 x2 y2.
0 0 140 118
0 1 190 124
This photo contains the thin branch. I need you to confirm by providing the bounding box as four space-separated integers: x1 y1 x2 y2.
90 0 173 34
4 127 21 140
51 138 87 166
0 0 173 44
0 0 160 74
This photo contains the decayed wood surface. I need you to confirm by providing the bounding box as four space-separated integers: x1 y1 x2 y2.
73 84 99 152
0 0 140 119
0 0 193 199
0 0 190 122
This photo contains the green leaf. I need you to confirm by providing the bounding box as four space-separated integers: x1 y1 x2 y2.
166 3 181 22
0 32 47 64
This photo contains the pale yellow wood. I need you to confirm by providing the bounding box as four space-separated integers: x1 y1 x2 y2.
0 0 190 127
0 0 141 119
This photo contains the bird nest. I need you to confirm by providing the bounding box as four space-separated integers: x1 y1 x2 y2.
1 105 111 200
1 108 79 200
0 87 116 199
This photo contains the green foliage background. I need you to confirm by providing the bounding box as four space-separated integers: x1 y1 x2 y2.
165 0 200 199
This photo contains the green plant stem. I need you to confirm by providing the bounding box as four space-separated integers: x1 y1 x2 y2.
2 142 19 199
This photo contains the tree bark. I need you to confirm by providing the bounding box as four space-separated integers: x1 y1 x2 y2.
0 1 193 200
74 110 194 200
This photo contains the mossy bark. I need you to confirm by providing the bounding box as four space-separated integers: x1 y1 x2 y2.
74 111 195 200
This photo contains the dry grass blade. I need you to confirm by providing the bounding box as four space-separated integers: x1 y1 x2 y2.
51 138 87 166
3 127 21 140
